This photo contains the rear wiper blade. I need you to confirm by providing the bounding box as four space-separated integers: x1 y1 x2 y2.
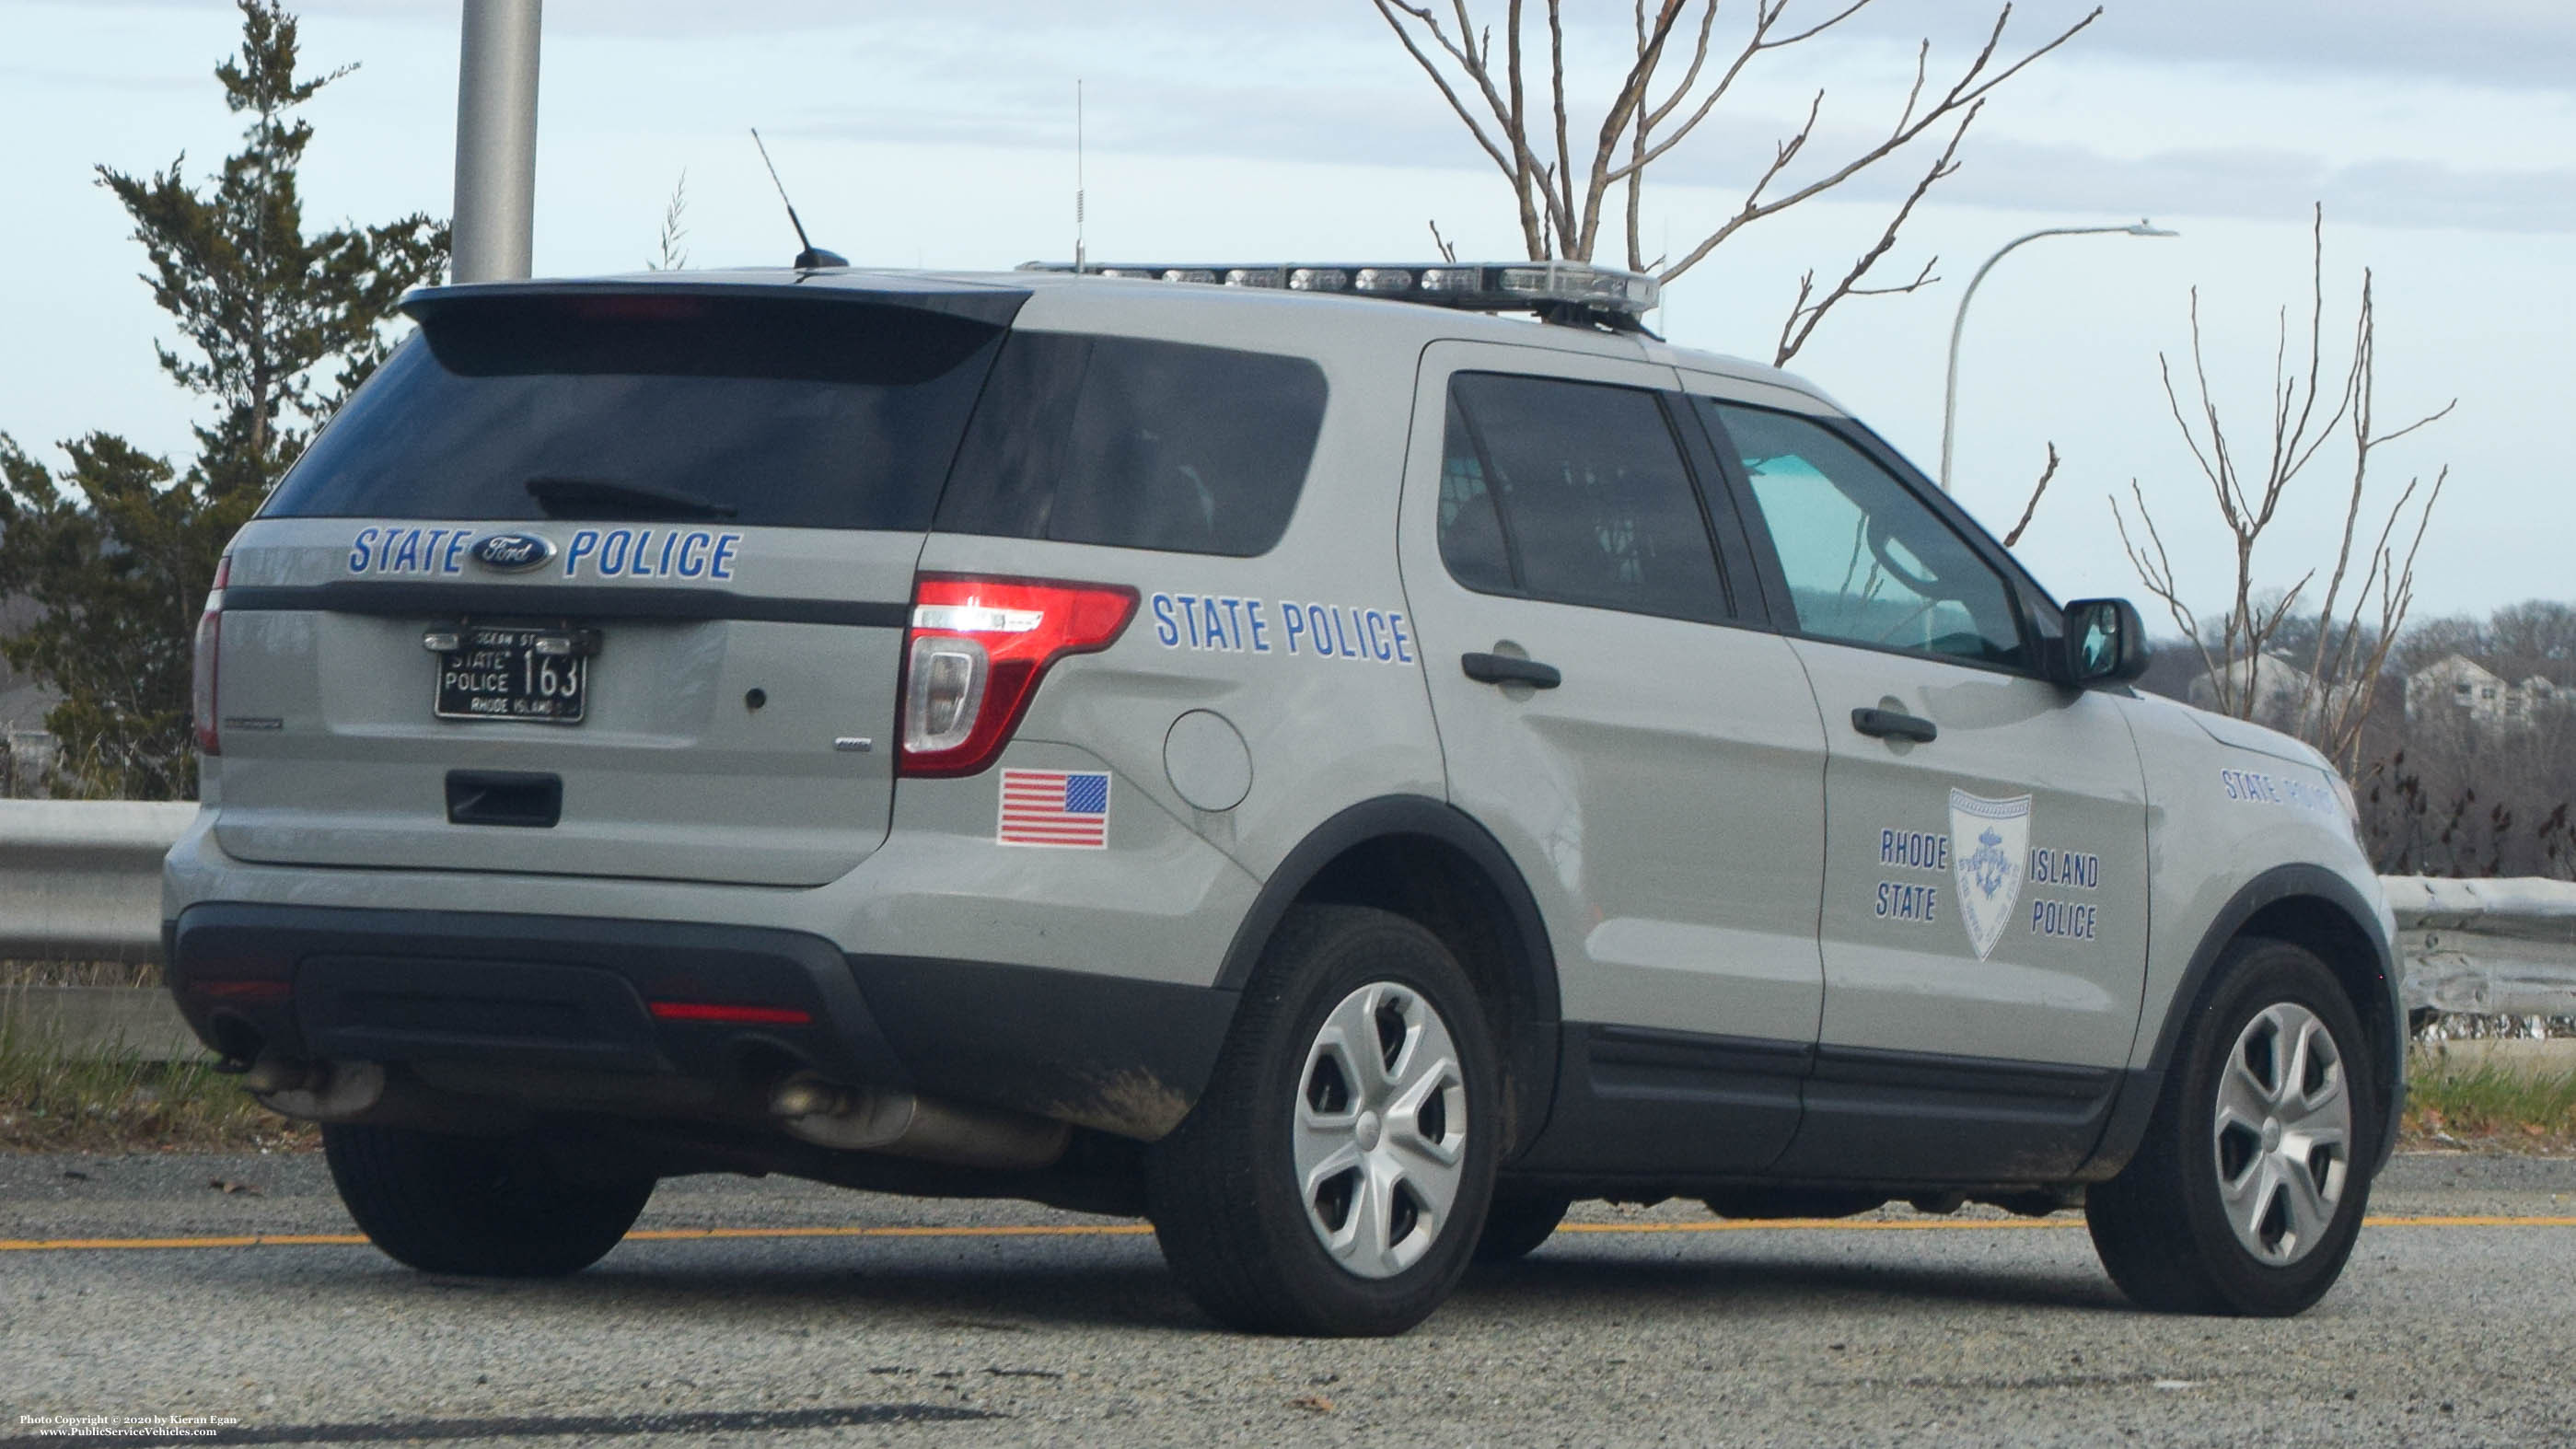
525 475 738 521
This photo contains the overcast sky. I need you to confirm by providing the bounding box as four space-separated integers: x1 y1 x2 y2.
3 0 2568 627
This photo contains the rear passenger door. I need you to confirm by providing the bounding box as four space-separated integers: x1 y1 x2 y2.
1398 342 1827 1175
1689 396 2151 1181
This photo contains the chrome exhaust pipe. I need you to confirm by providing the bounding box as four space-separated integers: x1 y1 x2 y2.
243 1055 387 1123
767 1073 1069 1171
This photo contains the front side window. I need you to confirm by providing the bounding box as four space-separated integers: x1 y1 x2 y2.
1439 373 1727 623
1701 400 2028 669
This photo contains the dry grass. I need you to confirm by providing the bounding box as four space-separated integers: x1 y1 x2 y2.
0 958 162 989
2402 1047 2576 1153
0 1025 313 1153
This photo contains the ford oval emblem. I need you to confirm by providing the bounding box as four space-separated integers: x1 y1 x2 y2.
471 533 555 573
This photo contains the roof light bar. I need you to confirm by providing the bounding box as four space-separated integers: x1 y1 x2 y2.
1015 259 1661 328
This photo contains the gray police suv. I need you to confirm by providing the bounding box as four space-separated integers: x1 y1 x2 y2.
165 258 2400 1335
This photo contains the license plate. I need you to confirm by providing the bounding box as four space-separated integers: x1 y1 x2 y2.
433 624 591 724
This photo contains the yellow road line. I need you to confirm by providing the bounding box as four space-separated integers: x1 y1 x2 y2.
2 1213 2570 1254
627 1223 1157 1242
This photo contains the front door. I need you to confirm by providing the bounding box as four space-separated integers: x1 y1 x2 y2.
1692 397 2152 1181
1398 342 1828 1174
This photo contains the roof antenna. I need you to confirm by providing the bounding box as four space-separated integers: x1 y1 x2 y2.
1073 79 1086 274
749 127 845 270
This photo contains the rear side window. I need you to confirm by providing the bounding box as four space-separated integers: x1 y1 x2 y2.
263 293 1006 530
936 334 1328 557
1439 373 1728 623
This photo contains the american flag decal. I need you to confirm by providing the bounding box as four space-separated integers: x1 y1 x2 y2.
997 769 1112 848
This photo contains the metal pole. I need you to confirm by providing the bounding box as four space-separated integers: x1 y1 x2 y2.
1938 220 2176 492
452 0 543 284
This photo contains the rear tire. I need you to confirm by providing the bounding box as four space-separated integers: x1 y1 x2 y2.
1474 1192 1572 1263
323 1124 654 1278
1147 905 1500 1336
2087 938 2377 1316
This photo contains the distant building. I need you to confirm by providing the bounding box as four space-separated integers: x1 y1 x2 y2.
2188 652 2352 736
2406 653 2576 726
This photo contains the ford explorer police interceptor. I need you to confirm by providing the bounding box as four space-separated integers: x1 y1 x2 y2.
164 259 2400 1336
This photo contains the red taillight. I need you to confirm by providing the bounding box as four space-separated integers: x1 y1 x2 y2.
898 574 1139 778
647 1001 813 1026
191 554 229 756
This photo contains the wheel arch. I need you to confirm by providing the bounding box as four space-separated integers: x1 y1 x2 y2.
1218 795 1561 1157
2100 864 2404 1177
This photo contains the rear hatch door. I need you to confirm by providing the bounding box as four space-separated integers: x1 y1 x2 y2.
209 276 1024 886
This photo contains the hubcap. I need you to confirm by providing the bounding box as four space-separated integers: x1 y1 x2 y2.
1293 981 1468 1279
2211 1001 2352 1266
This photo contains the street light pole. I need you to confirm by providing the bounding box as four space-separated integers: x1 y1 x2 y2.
1937 218 2176 492
453 0 543 284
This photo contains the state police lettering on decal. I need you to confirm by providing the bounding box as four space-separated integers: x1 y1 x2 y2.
2218 766 2343 821
2029 899 2098 940
563 527 740 581
2026 846 2100 889
349 526 741 583
1148 592 1414 665
1878 829 1949 870
348 526 474 576
1874 881 1939 922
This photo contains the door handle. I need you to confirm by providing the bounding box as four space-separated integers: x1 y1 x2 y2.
1461 653 1561 689
1851 706 1937 744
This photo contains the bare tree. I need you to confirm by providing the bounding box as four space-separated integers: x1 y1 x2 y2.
2001 441 2058 549
1370 1 2097 364
2112 207 2454 775
2487 600 2576 661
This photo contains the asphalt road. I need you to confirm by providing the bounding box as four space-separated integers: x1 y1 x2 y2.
3 1152 2573 1448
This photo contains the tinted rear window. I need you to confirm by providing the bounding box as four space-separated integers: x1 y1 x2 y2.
262 293 1006 530
1440 372 1729 623
935 333 1328 557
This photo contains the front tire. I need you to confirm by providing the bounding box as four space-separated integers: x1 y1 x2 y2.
1147 905 1501 1335
2087 938 2376 1316
323 1124 655 1278
1474 1192 1572 1263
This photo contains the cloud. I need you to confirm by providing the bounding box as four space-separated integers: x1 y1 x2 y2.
85 0 2576 236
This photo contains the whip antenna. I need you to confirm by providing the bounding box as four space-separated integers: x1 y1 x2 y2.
750 127 844 270
1074 79 1086 272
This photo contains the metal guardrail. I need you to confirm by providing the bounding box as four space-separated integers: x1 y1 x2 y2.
2382 875 2576 1019
0 799 197 961
1 803 2570 1057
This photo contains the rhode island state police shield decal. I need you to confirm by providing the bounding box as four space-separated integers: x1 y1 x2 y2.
1948 788 2033 962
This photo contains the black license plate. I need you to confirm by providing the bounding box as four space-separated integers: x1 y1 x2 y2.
434 624 590 724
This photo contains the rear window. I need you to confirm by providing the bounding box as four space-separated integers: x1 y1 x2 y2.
934 333 1328 557
262 293 1007 530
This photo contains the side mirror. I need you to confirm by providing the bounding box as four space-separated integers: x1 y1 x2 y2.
2061 597 2152 686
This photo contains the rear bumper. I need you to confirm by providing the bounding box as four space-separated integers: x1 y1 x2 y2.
166 901 1236 1142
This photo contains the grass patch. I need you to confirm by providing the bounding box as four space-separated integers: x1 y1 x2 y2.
0 1026 313 1153
0 959 162 989
2404 1048 2576 1153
